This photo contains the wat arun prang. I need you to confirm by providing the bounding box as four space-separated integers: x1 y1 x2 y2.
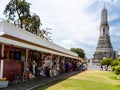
93 6 114 63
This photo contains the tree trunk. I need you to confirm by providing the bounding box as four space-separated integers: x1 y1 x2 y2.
106 65 108 71
20 19 23 29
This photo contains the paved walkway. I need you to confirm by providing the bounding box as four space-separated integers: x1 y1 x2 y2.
0 71 81 90
88 63 100 70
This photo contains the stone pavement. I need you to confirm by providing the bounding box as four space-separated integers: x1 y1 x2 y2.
87 63 100 70
0 71 80 90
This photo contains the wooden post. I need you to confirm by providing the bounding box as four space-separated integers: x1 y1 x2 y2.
26 49 29 62
0 60 4 79
0 44 4 79
58 55 60 61
51 54 53 60
25 49 29 72
23 49 29 81
41 52 44 60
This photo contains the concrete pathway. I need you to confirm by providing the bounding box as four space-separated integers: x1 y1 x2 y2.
88 63 100 70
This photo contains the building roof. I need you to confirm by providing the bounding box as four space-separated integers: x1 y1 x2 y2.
0 21 81 60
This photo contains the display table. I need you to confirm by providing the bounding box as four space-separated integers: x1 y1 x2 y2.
0 81 9 88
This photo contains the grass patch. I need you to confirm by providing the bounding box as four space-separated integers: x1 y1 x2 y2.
60 79 115 90
33 70 120 90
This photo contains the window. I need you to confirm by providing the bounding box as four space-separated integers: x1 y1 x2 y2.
103 29 105 35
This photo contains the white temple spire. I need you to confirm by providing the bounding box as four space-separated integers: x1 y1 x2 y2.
93 6 113 63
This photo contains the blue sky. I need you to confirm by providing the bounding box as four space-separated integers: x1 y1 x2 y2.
0 0 120 59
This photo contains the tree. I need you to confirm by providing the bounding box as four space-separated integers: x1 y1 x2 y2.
70 48 85 58
40 28 52 41
23 13 41 35
100 58 112 71
4 0 31 28
4 0 51 40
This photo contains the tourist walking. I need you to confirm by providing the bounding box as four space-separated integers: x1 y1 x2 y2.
100 65 103 71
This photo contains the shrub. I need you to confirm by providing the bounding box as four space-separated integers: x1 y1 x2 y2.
115 66 120 75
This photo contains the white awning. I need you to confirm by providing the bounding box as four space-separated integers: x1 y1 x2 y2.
0 21 82 60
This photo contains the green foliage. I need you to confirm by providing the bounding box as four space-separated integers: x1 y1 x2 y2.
111 57 120 76
100 58 112 66
3 0 51 40
111 59 119 66
100 58 113 71
117 57 120 61
4 0 31 28
115 66 120 75
111 59 119 71
70 48 85 58
111 66 116 71
23 13 41 34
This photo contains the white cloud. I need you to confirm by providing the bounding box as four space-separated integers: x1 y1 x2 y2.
59 39 76 49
